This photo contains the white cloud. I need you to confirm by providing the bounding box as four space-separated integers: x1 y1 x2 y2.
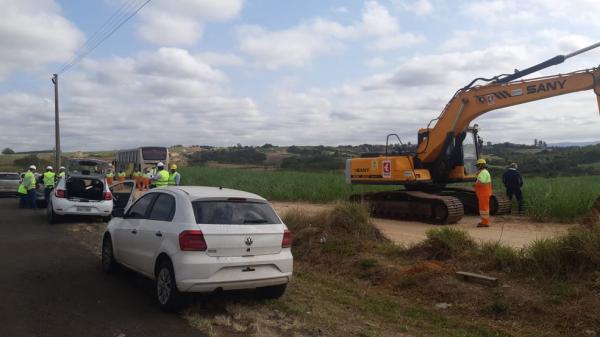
0 0 83 80
366 57 387 68
136 0 244 45
237 1 424 69
395 0 434 15
196 52 245 66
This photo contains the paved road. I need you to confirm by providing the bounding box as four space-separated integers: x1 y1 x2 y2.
0 198 204 337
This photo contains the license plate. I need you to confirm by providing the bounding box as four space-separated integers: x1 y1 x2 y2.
77 206 91 212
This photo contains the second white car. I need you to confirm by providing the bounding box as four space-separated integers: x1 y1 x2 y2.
101 186 293 311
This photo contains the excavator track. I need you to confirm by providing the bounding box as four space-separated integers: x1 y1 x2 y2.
350 190 464 224
441 187 512 215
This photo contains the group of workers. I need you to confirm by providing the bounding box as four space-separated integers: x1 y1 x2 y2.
18 165 66 209
474 159 524 228
105 162 181 190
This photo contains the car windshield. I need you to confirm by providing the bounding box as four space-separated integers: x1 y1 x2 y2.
192 200 282 225
0 173 20 180
67 159 109 175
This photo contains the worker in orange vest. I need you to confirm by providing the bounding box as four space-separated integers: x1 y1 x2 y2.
142 167 152 191
117 170 126 182
133 167 143 191
105 164 114 185
474 159 492 227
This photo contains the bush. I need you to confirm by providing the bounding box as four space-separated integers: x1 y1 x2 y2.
524 224 600 277
188 148 266 165
2 148 15 154
476 242 522 272
13 154 51 169
423 228 476 260
280 154 345 171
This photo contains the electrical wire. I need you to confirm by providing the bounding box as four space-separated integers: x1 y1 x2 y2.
58 0 152 74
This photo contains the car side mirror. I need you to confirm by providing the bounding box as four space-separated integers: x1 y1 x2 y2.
112 208 125 218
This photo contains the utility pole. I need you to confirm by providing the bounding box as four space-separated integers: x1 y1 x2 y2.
52 74 61 170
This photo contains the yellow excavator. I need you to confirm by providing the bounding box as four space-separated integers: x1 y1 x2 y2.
347 42 600 223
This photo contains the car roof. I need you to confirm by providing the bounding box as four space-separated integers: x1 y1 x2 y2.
167 186 267 202
66 174 105 180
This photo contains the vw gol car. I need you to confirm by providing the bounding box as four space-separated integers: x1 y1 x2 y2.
101 186 293 311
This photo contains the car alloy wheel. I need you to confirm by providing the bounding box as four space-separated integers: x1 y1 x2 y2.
156 268 172 305
101 237 118 274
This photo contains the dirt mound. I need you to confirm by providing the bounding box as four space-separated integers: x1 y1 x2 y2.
404 261 454 276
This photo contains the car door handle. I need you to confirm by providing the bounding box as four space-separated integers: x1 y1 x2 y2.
131 229 137 234
155 231 163 237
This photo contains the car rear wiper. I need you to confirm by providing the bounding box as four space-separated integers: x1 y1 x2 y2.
243 219 269 224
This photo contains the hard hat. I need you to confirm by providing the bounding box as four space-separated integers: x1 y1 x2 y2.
157 162 165 167
476 159 487 165
46 166 53 170
170 164 177 170
59 166 65 170
29 165 36 170
108 163 113 167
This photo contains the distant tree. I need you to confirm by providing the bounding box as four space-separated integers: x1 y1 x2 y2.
2 147 15 154
261 143 274 149
486 141 492 147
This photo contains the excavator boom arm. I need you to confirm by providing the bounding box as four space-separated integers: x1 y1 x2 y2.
416 67 600 163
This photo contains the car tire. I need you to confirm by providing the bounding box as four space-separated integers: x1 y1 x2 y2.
46 202 63 225
155 259 183 312
101 236 119 274
257 283 287 299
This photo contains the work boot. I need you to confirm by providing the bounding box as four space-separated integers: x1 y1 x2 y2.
476 223 489 228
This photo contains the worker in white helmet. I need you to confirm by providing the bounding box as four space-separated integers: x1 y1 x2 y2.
42 166 56 204
151 162 169 188
23 165 37 209
58 166 66 179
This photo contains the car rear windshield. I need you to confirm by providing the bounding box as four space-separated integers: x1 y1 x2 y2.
192 200 282 225
0 173 20 180
141 147 167 161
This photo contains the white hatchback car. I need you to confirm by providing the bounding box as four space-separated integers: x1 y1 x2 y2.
101 186 293 311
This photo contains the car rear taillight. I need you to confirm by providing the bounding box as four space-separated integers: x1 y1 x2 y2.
103 191 112 200
55 189 66 198
282 229 292 248
179 230 207 251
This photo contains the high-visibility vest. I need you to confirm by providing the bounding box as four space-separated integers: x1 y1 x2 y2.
58 172 65 178
155 170 169 187
117 172 126 178
133 171 142 178
106 172 114 178
477 169 492 184
168 171 180 186
18 183 27 195
144 172 152 178
24 171 35 190
43 171 56 188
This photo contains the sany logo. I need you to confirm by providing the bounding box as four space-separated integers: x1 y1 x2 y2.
382 161 391 178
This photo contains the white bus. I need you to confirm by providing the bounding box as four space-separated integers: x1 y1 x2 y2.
115 146 169 176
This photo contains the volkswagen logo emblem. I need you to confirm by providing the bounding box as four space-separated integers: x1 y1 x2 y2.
245 237 253 246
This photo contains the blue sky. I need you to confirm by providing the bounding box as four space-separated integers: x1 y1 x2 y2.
1 0 600 151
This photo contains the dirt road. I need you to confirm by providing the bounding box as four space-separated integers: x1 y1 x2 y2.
0 198 204 337
272 202 574 248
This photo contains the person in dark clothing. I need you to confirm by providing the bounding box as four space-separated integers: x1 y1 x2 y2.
502 163 524 213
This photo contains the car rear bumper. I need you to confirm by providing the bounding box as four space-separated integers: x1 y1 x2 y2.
53 198 112 216
173 250 293 292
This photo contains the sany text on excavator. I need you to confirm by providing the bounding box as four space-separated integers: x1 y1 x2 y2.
346 42 600 224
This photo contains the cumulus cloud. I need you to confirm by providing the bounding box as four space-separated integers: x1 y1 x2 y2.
0 0 83 80
0 47 263 151
136 0 244 45
237 1 424 69
395 0 434 16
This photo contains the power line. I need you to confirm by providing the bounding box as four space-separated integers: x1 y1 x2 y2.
58 0 143 73
58 0 152 74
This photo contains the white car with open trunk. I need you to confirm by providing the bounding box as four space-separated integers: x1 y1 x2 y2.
101 186 293 311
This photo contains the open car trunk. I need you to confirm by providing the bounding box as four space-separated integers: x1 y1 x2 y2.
66 177 104 201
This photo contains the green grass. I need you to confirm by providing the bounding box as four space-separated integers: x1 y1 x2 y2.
180 166 394 203
180 166 599 221
519 175 600 221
